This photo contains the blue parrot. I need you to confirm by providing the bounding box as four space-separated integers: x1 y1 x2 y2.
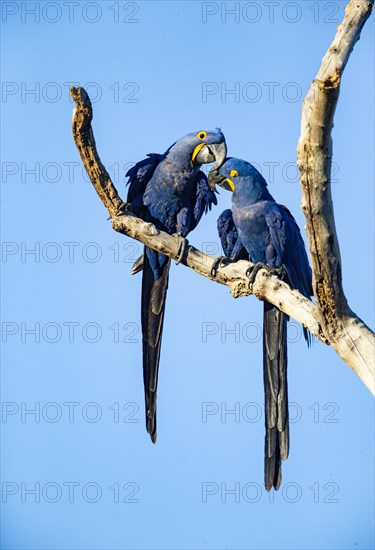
209 158 312 491
126 130 227 442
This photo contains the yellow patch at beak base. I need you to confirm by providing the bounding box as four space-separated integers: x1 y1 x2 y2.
192 143 205 162
226 178 235 191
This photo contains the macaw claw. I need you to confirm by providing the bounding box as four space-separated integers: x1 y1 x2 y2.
107 202 132 220
246 262 285 290
172 232 188 264
117 201 132 215
211 256 231 277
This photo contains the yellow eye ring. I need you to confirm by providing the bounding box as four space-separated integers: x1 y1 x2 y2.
196 131 207 141
230 169 238 178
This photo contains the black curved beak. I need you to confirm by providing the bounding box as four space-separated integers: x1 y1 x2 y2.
209 141 227 171
208 168 233 192
193 141 227 170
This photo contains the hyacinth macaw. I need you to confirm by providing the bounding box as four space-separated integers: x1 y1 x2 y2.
126 130 227 442
209 158 312 491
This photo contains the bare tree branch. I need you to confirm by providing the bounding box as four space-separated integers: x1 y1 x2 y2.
71 87 124 219
70 0 374 394
297 0 374 393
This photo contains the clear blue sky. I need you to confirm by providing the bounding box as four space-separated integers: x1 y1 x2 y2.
1 1 374 549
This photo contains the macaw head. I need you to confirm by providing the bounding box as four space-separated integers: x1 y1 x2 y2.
166 128 227 170
208 157 267 195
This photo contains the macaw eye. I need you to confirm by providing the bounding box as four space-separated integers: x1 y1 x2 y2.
196 131 207 141
230 169 238 178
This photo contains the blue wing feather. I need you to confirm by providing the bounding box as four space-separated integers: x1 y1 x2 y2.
217 209 247 261
264 204 312 299
126 154 165 215
190 171 217 232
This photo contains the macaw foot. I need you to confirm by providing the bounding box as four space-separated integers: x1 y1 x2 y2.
117 201 132 214
107 202 132 220
246 262 284 291
131 254 144 275
211 256 231 278
172 232 189 264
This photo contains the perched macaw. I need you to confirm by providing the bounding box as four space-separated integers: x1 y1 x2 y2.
209 158 312 491
126 130 227 442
